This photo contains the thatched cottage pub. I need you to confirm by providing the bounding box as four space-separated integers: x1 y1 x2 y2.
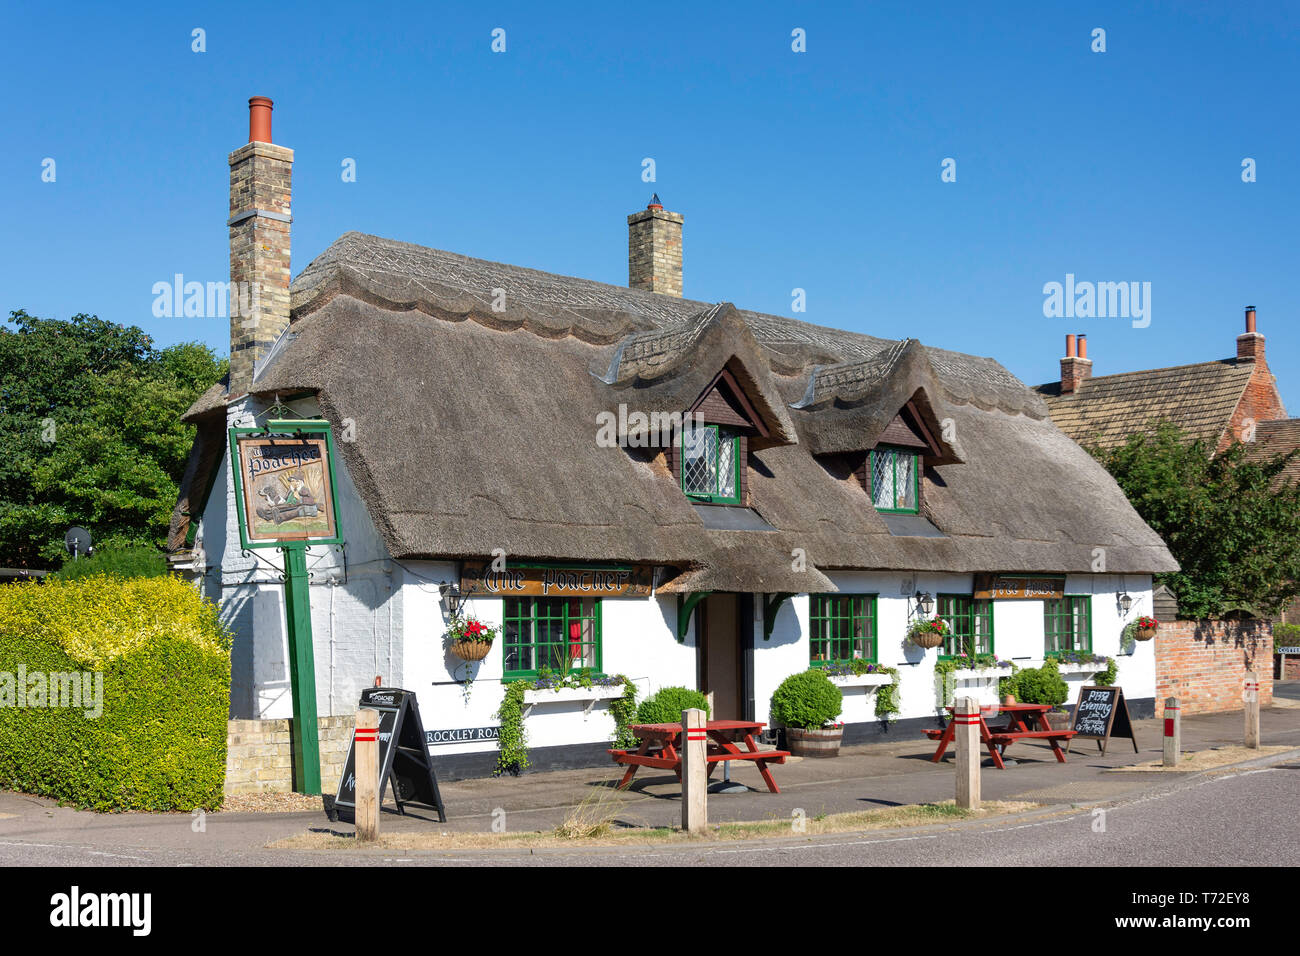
170 100 1177 784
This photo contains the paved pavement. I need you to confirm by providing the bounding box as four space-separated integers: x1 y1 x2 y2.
1274 679 1300 701
2 704 1298 866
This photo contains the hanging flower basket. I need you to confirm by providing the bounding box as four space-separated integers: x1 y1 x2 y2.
450 639 492 661
1134 615 1159 642
907 616 949 649
445 617 497 661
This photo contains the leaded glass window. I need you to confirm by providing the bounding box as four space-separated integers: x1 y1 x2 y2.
871 446 919 513
681 423 740 503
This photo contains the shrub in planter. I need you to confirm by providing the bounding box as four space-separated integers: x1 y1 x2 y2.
770 669 844 757
0 575 231 811
1002 661 1069 708
635 686 710 725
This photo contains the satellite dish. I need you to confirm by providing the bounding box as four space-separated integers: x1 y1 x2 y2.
64 527 93 559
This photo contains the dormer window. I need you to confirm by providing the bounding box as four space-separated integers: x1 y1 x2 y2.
871 445 919 514
681 423 741 504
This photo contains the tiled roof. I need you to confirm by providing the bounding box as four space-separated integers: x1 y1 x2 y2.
1240 419 1300 486
1032 359 1255 449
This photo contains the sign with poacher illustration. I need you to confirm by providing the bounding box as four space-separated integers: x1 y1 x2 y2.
230 422 343 548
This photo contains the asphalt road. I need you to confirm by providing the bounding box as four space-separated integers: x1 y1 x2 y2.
4 759 1294 867
1274 680 1300 701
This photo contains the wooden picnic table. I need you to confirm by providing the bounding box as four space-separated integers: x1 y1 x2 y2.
609 720 790 793
923 702 1076 769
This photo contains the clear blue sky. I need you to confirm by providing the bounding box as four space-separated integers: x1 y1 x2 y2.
4 1 1298 408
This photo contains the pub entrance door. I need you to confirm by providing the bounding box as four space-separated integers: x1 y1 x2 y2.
698 593 754 720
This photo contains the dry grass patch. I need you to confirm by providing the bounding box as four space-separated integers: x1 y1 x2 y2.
1106 745 1293 773
268 799 1040 852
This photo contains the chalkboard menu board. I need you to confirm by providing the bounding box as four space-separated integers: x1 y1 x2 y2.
331 686 446 824
1066 685 1139 756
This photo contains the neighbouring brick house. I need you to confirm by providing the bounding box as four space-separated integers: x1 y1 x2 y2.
1033 313 1287 454
1033 317 1298 708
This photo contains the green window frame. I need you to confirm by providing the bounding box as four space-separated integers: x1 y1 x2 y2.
502 596 602 678
937 594 994 658
870 445 919 514
680 423 741 504
809 594 878 665
1044 595 1092 654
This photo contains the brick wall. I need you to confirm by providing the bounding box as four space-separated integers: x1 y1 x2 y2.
228 140 293 394
627 206 683 297
1219 360 1287 452
1154 619 1273 716
225 715 353 795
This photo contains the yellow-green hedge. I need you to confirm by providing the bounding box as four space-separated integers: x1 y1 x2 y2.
0 575 231 811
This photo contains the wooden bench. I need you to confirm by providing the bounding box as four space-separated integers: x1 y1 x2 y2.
987 730 1076 745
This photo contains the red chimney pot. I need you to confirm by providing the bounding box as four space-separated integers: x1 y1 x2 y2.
1077 334 1088 360
1065 334 1076 358
249 96 274 144
1245 306 1257 334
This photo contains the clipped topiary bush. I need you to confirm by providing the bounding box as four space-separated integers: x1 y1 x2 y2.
635 686 710 725
1004 661 1069 707
770 669 843 729
0 574 231 811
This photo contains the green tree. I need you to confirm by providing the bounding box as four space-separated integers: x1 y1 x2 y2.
1090 421 1300 619
0 310 226 568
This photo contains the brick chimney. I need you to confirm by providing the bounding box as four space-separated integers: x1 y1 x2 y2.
228 96 292 395
1060 332 1092 394
627 194 683 297
1237 306 1265 363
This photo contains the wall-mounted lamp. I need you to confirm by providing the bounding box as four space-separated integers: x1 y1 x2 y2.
915 591 935 617
1117 592 1133 615
439 581 462 616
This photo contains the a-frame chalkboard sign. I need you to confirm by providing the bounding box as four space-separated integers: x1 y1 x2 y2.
1065 685 1139 756
332 686 446 823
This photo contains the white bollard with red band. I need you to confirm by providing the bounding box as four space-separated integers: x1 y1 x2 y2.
1162 697 1180 767
354 707 381 842
955 696 981 809
1243 672 1260 750
681 708 708 833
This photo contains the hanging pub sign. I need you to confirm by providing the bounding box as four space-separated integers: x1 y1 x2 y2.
973 573 1066 601
460 561 655 599
229 420 343 550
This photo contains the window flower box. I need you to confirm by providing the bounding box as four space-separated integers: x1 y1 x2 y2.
521 684 625 717
829 673 894 689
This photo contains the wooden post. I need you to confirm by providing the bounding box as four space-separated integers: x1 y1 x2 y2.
1244 671 1260 750
282 544 322 794
354 708 380 842
1162 697 1180 767
954 696 980 810
681 708 708 833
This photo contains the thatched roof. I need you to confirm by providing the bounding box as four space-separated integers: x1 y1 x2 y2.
171 232 1177 580
1033 359 1256 449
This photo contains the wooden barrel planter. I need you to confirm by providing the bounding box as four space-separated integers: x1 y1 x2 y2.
1135 626 1157 642
785 726 842 758
449 639 492 661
